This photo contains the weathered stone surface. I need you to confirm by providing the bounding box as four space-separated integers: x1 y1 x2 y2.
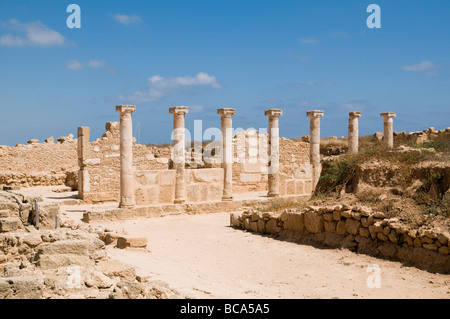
323 213 333 222
283 212 304 232
332 210 341 221
116 236 147 249
438 246 449 255
257 219 266 232
340 210 352 218
304 211 323 234
230 212 241 228
345 219 361 235
97 259 136 281
336 221 347 235
84 270 114 289
324 221 336 233
359 227 370 238
422 243 438 251
0 276 44 299
37 254 93 270
22 233 43 248
37 240 90 256
249 221 258 233
0 217 23 232
265 219 278 234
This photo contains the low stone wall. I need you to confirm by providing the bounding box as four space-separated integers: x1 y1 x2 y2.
393 127 450 144
134 168 223 205
230 205 450 273
0 137 78 188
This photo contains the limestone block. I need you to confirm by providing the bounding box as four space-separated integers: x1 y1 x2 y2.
116 236 147 249
257 219 266 232
324 221 336 233
242 162 262 173
135 171 159 185
230 212 241 227
159 185 175 204
265 219 278 234
0 276 44 299
345 219 361 235
304 211 324 234
159 170 176 186
36 254 92 270
97 259 136 281
336 221 347 235
240 173 261 183
283 212 304 232
0 218 23 232
295 180 305 194
192 169 222 183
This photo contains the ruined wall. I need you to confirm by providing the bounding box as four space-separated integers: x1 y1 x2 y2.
78 122 172 203
232 130 312 196
135 168 223 205
79 125 312 203
0 136 78 188
231 205 450 273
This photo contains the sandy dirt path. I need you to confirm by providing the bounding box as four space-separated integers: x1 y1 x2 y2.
92 212 449 299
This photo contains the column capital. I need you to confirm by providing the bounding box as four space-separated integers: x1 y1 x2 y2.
169 106 189 115
217 108 236 117
115 105 136 114
380 112 396 118
349 111 361 118
265 109 283 117
307 110 324 118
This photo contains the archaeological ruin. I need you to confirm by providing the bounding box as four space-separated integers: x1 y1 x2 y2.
1 104 449 299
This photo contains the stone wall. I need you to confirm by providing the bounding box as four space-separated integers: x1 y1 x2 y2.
0 136 78 188
79 125 313 204
78 122 171 203
390 127 450 144
230 205 450 273
134 168 223 205
232 130 312 196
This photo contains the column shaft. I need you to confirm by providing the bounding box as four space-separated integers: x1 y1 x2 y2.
348 112 361 154
218 108 235 201
381 112 397 149
265 109 283 197
170 106 189 204
116 105 136 208
307 110 324 191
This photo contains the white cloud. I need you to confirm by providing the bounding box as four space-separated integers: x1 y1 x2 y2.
88 60 107 68
189 105 204 113
402 60 436 72
66 60 84 70
112 14 142 25
66 59 114 73
342 99 370 111
120 72 221 103
0 19 66 47
299 37 319 44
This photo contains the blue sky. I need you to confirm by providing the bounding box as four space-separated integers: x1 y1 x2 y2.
0 0 449 146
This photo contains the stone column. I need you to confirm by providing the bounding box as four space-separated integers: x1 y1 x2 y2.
77 126 90 200
348 112 361 154
265 109 283 197
170 106 189 204
218 108 236 201
307 110 324 190
115 105 136 208
380 112 397 149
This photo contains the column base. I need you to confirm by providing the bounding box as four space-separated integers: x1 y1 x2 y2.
267 193 280 198
119 204 135 209
174 199 186 204
221 196 234 202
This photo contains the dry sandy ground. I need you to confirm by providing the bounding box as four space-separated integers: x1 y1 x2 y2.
91 212 450 299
